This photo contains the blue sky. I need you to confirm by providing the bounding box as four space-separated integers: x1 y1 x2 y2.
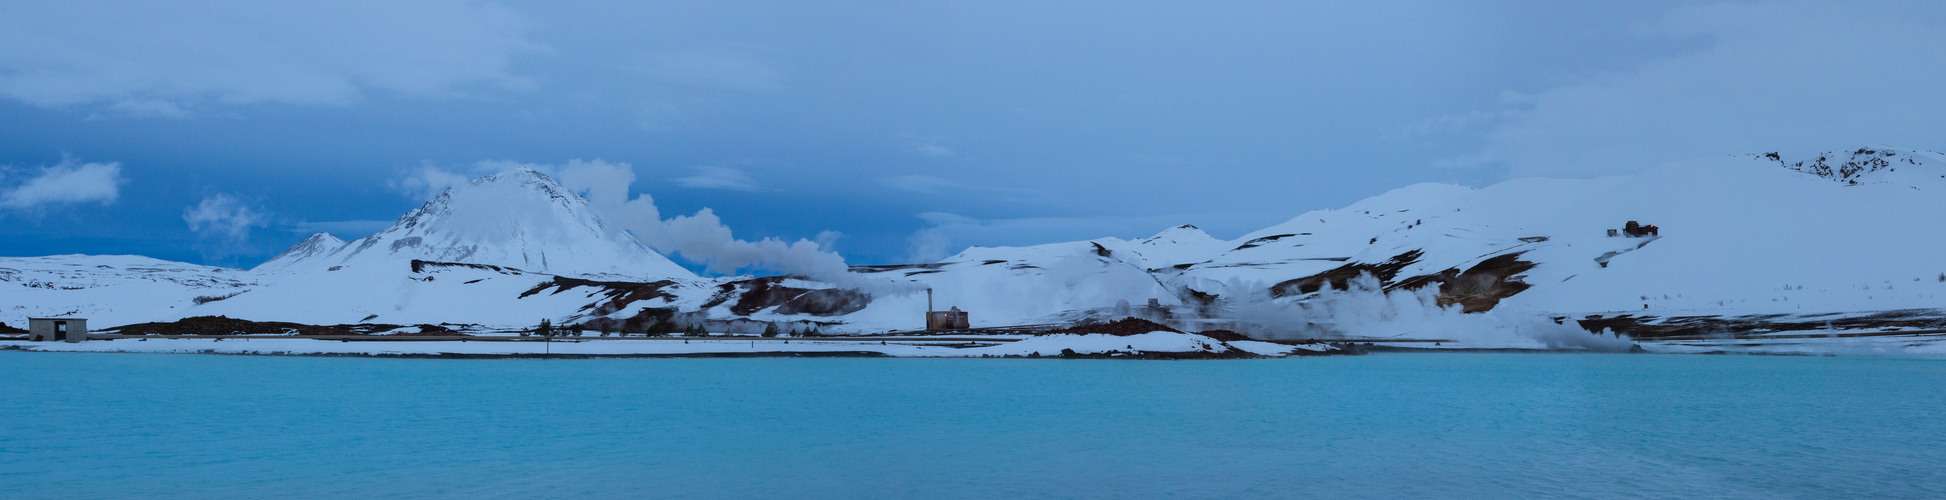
3 1 1943 272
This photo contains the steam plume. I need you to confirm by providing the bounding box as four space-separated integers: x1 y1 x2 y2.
404 159 917 292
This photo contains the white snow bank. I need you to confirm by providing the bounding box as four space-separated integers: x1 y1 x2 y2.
1229 340 1306 356
0 338 933 357
0 332 1322 358
913 331 1235 357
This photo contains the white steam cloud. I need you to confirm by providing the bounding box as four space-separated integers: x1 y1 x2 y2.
183 193 267 260
394 162 475 202
1210 273 1635 351
0 159 124 209
403 159 916 292
905 227 950 263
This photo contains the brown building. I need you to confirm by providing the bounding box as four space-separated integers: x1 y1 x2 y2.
925 307 970 331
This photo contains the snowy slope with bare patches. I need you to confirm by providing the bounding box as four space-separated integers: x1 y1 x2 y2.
824 146 1946 334
251 232 345 274
0 255 254 327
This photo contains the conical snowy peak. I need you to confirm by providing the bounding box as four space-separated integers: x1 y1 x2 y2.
253 232 347 273
1128 224 1228 269
297 168 695 280
1139 225 1216 246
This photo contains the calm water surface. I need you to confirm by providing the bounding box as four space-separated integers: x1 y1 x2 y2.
2 351 1943 499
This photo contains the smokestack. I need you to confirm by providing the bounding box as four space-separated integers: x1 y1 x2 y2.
927 288 934 313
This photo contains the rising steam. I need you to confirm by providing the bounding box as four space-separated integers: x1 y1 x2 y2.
1206 272 1634 351
404 159 919 293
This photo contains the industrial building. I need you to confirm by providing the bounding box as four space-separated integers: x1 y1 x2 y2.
27 317 88 343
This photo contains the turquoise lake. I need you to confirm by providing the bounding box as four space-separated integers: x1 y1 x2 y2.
3 351 1943 499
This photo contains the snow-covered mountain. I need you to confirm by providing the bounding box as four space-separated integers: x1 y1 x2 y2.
257 168 693 280
3 168 700 328
251 232 345 274
822 146 1946 334
4 147 1942 338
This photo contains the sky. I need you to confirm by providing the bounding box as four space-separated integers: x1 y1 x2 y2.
2 0 1943 273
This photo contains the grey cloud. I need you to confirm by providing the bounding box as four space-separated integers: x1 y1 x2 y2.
877 175 1048 203
1441 1 1946 177
673 166 763 191
394 162 483 201
183 193 267 261
633 51 783 93
0 0 546 116
900 135 954 157
286 220 393 237
908 211 1263 261
0 159 123 209
879 175 958 194
184 194 264 239
905 227 950 263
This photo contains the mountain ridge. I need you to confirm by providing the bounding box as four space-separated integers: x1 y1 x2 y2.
4 146 1942 340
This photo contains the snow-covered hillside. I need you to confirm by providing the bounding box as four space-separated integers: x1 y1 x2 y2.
826 146 1946 335
249 232 344 274
0 255 252 327
4 147 1942 341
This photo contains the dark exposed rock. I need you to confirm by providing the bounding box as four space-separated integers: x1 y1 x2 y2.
405 324 461 336
775 288 871 316
1270 249 1538 313
1270 250 1425 297
1193 329 1253 342
1576 309 1946 339
729 277 794 315
1183 287 1220 306
522 276 680 321
847 263 947 274
720 277 870 317
1759 147 1900 183
105 316 354 336
1393 253 1540 313
576 307 679 335
1232 233 1297 251
1043 317 1182 336
410 259 527 274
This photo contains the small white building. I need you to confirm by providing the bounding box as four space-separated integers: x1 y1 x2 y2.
28 318 88 343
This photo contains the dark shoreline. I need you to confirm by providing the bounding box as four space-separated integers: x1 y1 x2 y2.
0 345 895 359
1 343 1361 360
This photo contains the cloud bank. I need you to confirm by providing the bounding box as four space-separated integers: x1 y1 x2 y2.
672 166 763 191
0 0 545 116
1439 1 1946 177
183 193 266 260
0 159 123 210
